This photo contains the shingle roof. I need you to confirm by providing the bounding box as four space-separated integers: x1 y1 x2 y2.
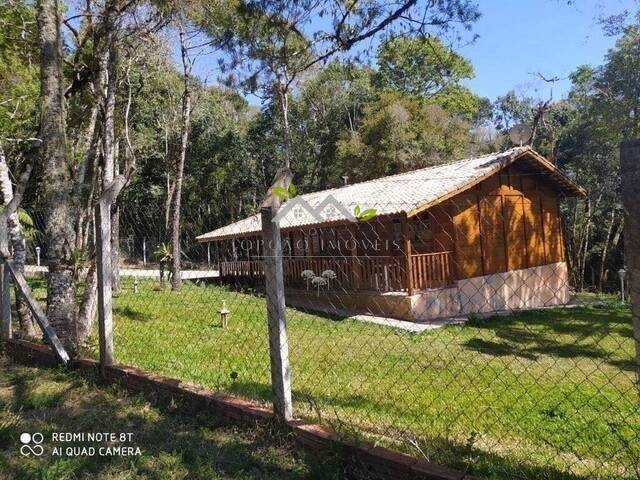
196 146 585 242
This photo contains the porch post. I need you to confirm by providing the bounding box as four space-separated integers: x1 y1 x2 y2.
402 214 414 295
349 224 359 290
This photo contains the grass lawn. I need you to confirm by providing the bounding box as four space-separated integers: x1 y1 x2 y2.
0 358 349 479
25 277 640 479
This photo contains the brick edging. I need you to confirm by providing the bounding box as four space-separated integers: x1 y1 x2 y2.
4 339 475 480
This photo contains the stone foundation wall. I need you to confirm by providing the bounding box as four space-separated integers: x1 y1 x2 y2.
287 262 571 322
411 262 571 321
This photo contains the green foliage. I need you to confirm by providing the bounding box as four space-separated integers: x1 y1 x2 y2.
377 35 474 96
153 243 173 263
272 182 296 201
0 1 39 140
17 208 38 241
353 204 376 222
558 29 640 291
587 26 640 138
336 92 471 181
286 63 376 189
376 36 487 119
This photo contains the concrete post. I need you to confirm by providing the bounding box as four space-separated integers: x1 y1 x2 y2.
95 201 114 370
261 168 294 421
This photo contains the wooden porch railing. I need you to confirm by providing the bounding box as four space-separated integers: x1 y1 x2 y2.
219 251 454 293
410 251 454 290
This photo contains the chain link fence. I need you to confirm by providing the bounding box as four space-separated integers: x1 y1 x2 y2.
7 160 640 480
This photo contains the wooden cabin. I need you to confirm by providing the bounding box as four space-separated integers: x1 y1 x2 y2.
197 147 586 321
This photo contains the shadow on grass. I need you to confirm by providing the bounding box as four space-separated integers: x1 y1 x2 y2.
114 305 153 322
222 380 624 480
3 359 634 480
463 338 538 360
462 306 634 371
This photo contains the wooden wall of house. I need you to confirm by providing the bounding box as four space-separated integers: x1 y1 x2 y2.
210 158 566 279
409 206 455 255
446 160 565 279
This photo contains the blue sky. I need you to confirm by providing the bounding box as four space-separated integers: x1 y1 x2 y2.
460 0 638 101
186 0 637 105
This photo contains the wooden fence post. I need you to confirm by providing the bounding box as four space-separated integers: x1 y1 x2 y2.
621 139 640 388
261 168 293 421
5 260 70 363
95 200 114 370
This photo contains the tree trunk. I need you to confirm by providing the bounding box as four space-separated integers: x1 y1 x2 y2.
111 142 120 292
164 122 172 232
76 261 97 345
278 83 291 169
0 145 38 337
111 204 120 290
74 48 107 346
74 101 100 252
102 40 121 293
169 28 191 291
598 209 616 291
38 0 77 352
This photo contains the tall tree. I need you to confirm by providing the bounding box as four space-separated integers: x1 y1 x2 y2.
201 0 481 171
167 22 194 291
556 26 640 291
38 0 77 350
34 0 164 350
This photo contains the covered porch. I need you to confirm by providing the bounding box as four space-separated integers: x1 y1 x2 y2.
218 250 454 294
208 210 457 295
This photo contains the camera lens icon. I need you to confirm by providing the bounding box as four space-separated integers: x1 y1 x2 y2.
20 432 44 456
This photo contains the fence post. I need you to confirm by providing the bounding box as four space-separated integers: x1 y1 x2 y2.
261 168 293 421
620 139 640 387
402 214 414 295
95 200 114 369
